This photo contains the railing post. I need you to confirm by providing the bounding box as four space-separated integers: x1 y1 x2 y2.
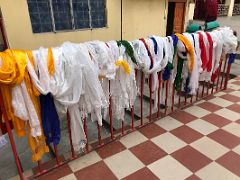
140 71 144 126
0 91 26 180
224 54 233 90
224 63 231 90
109 81 115 139
67 111 77 158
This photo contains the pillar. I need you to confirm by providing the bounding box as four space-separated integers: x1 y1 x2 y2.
227 0 235 16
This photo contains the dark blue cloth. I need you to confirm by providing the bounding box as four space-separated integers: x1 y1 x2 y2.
228 53 237 64
150 37 158 55
162 35 178 81
184 76 191 94
162 66 171 81
40 93 61 145
191 34 196 48
171 35 179 47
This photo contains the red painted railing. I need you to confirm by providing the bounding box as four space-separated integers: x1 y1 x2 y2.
0 54 233 180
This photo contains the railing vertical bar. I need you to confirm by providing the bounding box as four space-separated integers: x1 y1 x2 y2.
220 56 228 90
224 63 232 90
164 80 169 115
140 71 144 126
121 121 125 135
131 106 135 130
184 92 187 106
149 74 153 121
83 116 89 152
37 161 43 174
206 81 210 96
211 79 215 94
109 81 114 140
201 81 205 97
171 84 175 112
96 122 102 147
157 72 162 118
196 87 199 101
0 91 26 180
53 145 61 166
216 59 223 92
67 111 76 158
178 80 182 109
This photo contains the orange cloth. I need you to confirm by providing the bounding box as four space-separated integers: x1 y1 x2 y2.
175 33 195 73
47 48 55 77
0 49 49 161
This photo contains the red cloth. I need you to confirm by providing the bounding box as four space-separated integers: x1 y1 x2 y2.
198 32 208 71
211 65 220 82
206 32 213 72
139 38 154 70
194 0 218 22
193 0 206 20
205 0 218 22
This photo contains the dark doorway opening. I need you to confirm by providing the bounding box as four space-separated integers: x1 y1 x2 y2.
0 9 8 51
166 2 176 36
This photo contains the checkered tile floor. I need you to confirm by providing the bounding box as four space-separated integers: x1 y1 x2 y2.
13 77 240 180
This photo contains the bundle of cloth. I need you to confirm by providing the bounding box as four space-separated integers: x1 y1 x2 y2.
0 26 237 162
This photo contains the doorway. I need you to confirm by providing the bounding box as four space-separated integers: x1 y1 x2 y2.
166 1 186 36
166 2 176 36
0 9 8 51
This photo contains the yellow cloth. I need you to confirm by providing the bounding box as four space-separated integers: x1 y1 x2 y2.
0 85 26 137
175 33 195 73
26 51 40 97
115 60 131 75
0 50 28 137
47 48 55 77
0 49 49 162
0 49 27 85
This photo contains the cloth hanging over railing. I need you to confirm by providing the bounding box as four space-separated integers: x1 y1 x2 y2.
0 26 238 163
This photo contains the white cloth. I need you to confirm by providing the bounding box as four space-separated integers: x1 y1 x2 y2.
11 81 42 137
110 42 137 121
183 33 199 94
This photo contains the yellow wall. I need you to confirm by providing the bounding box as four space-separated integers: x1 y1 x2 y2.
0 0 121 49
0 0 190 50
122 0 167 40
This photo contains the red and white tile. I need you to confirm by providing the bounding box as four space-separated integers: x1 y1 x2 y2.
12 76 240 180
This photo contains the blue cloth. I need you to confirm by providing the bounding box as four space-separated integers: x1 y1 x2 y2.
184 77 191 94
171 35 179 47
40 93 61 145
228 53 237 64
150 37 158 55
191 34 196 48
162 66 172 81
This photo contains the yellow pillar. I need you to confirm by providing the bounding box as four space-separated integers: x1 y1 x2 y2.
227 0 235 16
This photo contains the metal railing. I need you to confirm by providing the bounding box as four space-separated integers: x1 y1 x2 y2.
0 53 233 179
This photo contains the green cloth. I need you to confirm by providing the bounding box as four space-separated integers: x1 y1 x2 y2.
175 57 184 92
205 21 220 31
117 40 138 65
186 24 202 33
